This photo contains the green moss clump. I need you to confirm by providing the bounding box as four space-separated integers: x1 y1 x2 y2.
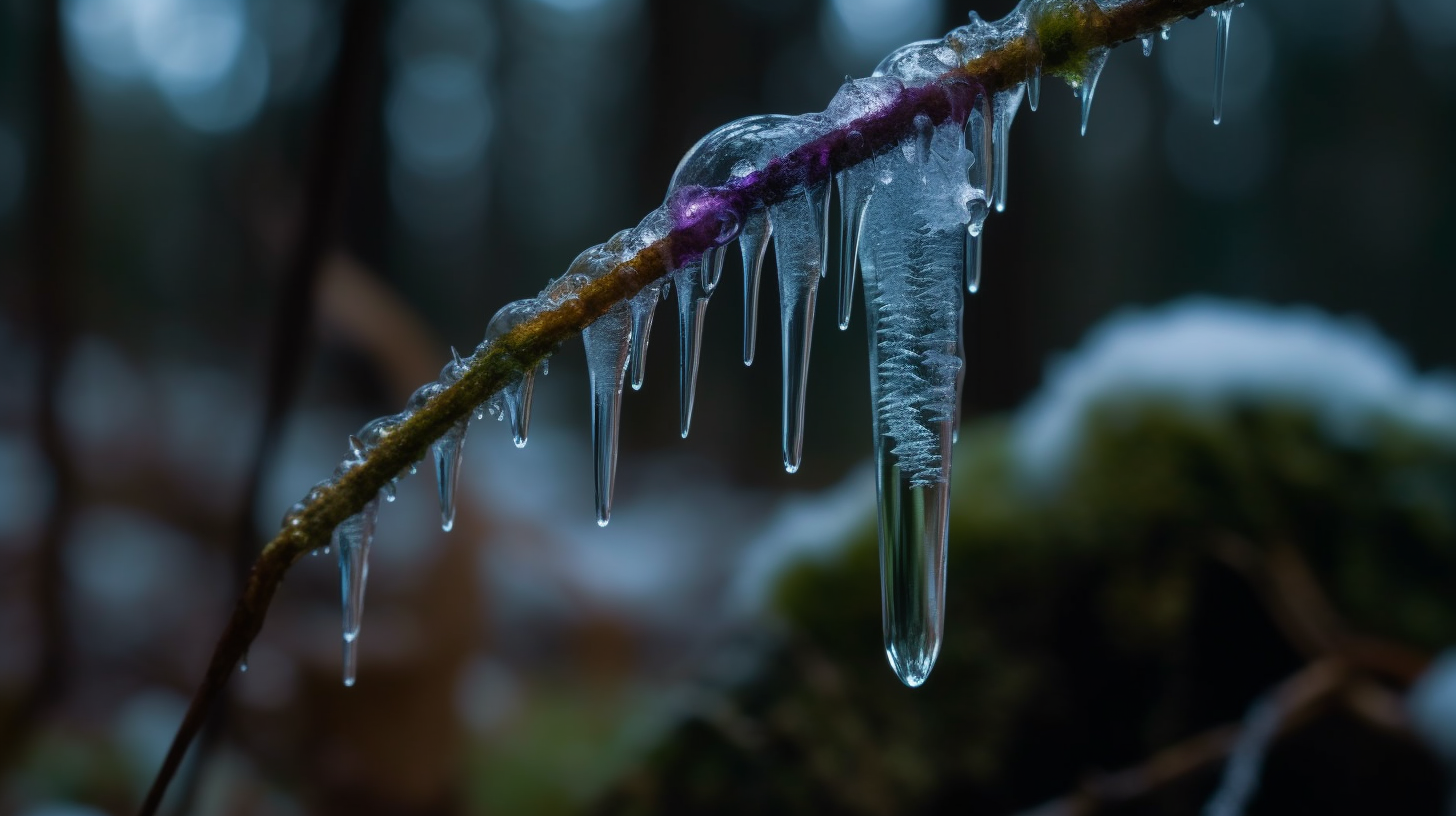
591 401 1456 815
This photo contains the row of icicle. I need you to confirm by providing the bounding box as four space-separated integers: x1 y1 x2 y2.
278 0 1240 689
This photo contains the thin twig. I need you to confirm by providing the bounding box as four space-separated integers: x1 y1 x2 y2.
1013 660 1349 816
137 2 1229 812
168 4 385 812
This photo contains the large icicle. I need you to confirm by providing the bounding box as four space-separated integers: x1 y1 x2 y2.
1212 1 1235 125
861 41 979 687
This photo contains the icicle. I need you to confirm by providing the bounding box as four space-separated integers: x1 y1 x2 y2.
769 180 830 473
481 300 547 448
965 91 992 295
823 77 903 331
992 83 1025 213
433 418 467 532
1141 34 1154 57
966 224 983 294
239 653 248 673
739 211 772 363
571 242 635 525
1212 1 1235 125
628 284 660 390
417 354 470 532
1077 47 1110 136
336 495 379 687
505 372 537 448
701 245 727 292
835 172 868 331
674 267 711 438
1027 64 1041 112
1161 23 1172 40
861 40 972 686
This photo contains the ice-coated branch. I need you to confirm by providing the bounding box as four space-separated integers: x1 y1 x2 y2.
139 1 1232 812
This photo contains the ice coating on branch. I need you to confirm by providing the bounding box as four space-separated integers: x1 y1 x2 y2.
1212 1 1235 125
668 113 833 470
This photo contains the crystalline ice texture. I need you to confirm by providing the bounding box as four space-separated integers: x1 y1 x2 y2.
859 38 978 686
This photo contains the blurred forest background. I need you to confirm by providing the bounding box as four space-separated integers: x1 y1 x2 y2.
2 0 1456 813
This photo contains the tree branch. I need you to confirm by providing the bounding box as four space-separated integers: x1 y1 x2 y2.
137 1 1228 812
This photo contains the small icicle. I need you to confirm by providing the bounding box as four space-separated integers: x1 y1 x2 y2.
992 83 1025 213
835 171 868 331
504 371 537 448
336 495 380 688
381 479 397 503
1161 23 1172 40
628 283 661 391
1027 64 1041 112
1141 34 1154 57
738 212 772 364
1078 48 1110 137
1212 1 1235 125
583 300 632 525
239 653 248 673
433 418 467 532
966 224 983 294
769 181 830 473
482 300 546 447
700 245 727 293
675 266 711 438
